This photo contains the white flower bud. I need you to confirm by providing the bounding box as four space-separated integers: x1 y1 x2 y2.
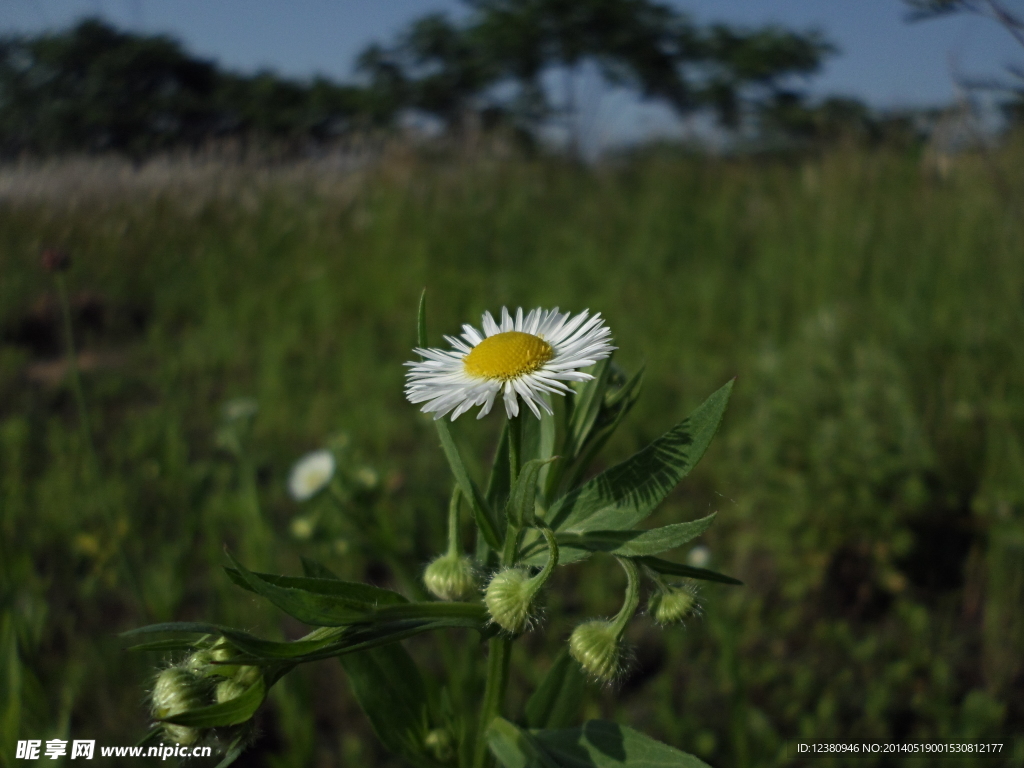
648 582 700 626
423 553 478 602
151 667 210 745
568 620 622 683
484 568 537 634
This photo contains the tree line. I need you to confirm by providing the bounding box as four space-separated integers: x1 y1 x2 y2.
0 0 984 158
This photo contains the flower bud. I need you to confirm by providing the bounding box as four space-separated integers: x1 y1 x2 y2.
151 666 210 745
568 620 622 683
484 568 537 634
215 665 261 704
208 639 242 677
648 583 700 626
424 728 455 763
423 553 478 601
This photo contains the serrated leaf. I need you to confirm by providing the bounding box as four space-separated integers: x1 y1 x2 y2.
340 644 439 768
547 380 733 534
161 677 266 728
636 556 743 586
525 648 584 729
300 557 340 580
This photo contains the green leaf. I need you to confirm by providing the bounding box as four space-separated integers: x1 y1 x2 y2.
417 289 428 348
523 515 716 565
436 420 502 551
224 555 388 626
547 380 734 534
507 458 557 528
566 358 612 459
636 556 743 586
537 720 711 768
486 422 512 512
125 639 204 653
562 367 646 493
416 288 502 550
525 648 584 729
124 604 486 666
488 718 559 768
224 567 407 607
490 719 711 768
161 677 266 728
340 644 440 768
300 557 340 580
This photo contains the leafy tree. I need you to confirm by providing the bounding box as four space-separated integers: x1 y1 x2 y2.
359 0 835 143
0 18 366 157
0 18 218 155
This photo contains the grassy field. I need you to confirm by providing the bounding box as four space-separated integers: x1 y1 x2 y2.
1 140 1023 767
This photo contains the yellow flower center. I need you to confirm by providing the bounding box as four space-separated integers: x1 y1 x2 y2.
463 331 554 381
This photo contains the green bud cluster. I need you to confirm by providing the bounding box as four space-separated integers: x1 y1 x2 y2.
150 641 263 747
648 582 700 626
423 553 478 602
484 568 538 634
568 621 622 682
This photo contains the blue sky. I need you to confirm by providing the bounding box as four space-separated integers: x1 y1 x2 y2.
2 0 1022 145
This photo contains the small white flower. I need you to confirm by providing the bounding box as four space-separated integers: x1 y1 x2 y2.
288 450 335 501
686 545 711 569
405 307 615 421
290 516 316 540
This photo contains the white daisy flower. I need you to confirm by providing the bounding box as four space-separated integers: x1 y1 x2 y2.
405 306 615 421
288 450 336 501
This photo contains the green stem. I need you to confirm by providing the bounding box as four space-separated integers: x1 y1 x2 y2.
55 273 98 476
474 635 512 768
507 413 522 485
500 525 520 566
446 486 462 557
523 526 559 599
611 558 641 639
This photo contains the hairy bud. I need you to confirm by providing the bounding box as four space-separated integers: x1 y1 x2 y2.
151 667 210 745
214 664 261 704
484 568 536 634
648 583 700 626
568 620 623 682
423 553 478 601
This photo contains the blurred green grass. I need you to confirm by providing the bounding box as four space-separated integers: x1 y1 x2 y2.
1 142 1023 767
